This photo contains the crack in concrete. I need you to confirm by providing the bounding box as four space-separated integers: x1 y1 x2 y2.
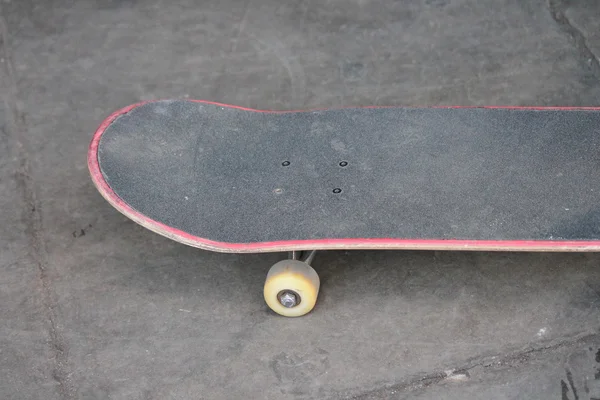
344 331 600 399
547 0 600 80
0 7 76 400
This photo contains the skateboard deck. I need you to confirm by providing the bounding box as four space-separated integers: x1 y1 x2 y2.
88 100 600 253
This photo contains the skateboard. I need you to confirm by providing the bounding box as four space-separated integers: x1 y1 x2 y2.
88 99 600 316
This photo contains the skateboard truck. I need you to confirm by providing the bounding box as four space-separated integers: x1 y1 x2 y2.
263 250 320 317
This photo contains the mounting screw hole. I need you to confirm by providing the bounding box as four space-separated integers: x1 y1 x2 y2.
282 161 291 166
333 188 342 194
339 161 348 167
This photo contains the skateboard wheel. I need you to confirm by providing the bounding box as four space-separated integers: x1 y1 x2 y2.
263 260 320 317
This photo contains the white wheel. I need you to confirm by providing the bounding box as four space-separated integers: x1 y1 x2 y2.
263 259 320 317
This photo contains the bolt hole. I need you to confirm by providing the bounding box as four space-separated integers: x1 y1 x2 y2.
282 161 290 166
339 161 348 167
333 188 342 194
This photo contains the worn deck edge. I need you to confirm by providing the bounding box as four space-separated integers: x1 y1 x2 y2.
88 99 600 253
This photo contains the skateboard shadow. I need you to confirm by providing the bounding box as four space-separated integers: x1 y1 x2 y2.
102 223 600 324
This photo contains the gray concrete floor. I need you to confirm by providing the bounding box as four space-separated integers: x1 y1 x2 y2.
1 0 600 399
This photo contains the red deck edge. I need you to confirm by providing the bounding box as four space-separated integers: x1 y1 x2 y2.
88 100 600 253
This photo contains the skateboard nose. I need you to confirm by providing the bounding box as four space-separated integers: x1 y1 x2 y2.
278 291 299 308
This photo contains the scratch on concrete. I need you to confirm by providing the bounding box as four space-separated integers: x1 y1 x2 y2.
208 0 252 100
547 0 600 80
0 7 76 400
230 0 251 54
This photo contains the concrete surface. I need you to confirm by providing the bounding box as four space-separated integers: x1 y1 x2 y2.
1 0 600 399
